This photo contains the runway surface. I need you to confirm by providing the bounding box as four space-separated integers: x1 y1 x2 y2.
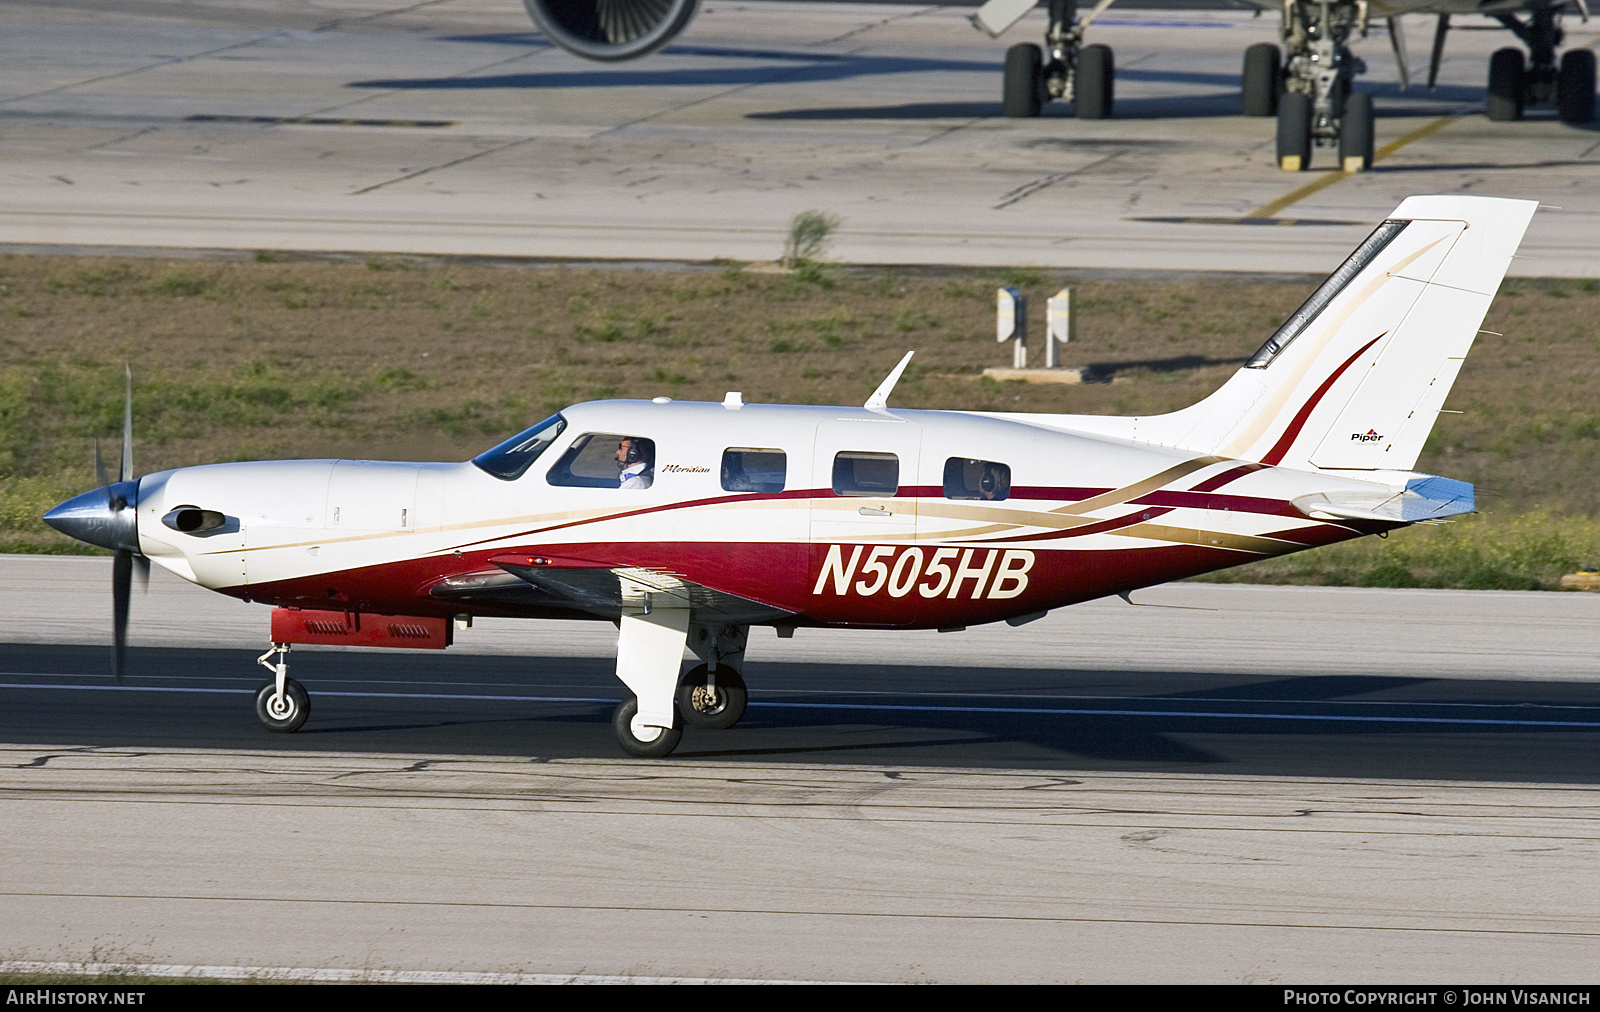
3 556 1600 981
1 0 1598 273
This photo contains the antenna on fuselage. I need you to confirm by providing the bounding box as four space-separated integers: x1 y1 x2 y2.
864 350 915 412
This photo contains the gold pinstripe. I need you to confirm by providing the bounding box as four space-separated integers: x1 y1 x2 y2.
215 454 1308 559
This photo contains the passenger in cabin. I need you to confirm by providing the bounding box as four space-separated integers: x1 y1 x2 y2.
616 437 654 489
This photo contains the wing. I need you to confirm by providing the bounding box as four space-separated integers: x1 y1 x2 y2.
430 555 795 624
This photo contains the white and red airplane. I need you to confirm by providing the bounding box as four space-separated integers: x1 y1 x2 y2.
45 194 1535 757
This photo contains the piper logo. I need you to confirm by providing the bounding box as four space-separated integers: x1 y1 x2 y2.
812 545 1035 600
1350 429 1384 443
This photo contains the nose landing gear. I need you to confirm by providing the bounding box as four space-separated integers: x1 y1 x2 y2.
254 643 309 733
1271 1 1372 173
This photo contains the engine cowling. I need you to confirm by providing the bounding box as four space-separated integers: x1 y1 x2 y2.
523 0 700 61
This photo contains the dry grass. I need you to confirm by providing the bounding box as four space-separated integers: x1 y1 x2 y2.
0 254 1595 571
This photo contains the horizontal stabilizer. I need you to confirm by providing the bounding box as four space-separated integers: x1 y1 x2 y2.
1293 475 1475 524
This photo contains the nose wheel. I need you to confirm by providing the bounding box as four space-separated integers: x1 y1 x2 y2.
254 643 309 733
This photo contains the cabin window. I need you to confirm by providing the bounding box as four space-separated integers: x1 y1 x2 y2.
722 448 787 493
832 451 898 497
472 413 568 481
547 433 656 489
944 458 1010 501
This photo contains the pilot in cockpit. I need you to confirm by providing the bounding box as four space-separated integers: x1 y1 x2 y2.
616 437 654 489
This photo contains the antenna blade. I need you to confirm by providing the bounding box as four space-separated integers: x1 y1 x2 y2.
864 351 915 411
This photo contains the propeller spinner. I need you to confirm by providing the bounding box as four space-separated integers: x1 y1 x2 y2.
41 366 148 679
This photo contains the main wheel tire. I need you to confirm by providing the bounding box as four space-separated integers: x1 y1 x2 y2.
1276 90 1313 171
1487 47 1526 122
677 664 748 731
612 696 683 758
1003 43 1043 118
1241 43 1281 117
1557 49 1597 124
254 678 309 733
1338 92 1375 172
1075 44 1114 120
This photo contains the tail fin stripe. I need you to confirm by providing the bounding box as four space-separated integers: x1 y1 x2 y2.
1259 333 1386 466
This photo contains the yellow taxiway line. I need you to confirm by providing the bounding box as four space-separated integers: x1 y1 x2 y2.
1245 113 1465 220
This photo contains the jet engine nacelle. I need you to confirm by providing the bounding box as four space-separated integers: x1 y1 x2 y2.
523 0 699 61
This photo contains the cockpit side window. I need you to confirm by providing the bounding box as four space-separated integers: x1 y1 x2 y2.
943 458 1010 501
832 451 899 497
722 448 787 493
472 414 567 481
547 433 656 489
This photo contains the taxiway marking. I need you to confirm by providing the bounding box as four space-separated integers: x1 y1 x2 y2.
1245 113 1466 221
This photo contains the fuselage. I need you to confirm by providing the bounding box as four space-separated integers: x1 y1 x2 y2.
129 398 1399 631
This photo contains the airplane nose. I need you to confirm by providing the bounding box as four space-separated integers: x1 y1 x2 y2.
43 480 141 553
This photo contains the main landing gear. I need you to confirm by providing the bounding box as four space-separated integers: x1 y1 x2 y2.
1486 7 1595 124
610 582 751 758
1002 0 1114 121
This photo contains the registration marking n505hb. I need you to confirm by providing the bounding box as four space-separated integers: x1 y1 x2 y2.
812 545 1035 599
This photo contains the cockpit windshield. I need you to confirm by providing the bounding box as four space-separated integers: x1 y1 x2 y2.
472 413 568 480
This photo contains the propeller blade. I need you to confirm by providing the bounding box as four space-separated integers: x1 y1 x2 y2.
120 364 133 484
134 554 150 593
112 549 132 681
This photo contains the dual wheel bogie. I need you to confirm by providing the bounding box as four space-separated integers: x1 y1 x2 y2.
1489 47 1595 123
1002 42 1113 120
1243 42 1373 173
611 663 749 758
1275 89 1374 173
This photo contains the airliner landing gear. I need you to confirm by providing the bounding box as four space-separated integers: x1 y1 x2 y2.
254 643 309 733
1000 0 1114 120
1274 1 1370 172
1486 7 1595 124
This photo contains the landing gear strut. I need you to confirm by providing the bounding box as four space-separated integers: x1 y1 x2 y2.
679 623 750 730
1271 0 1372 172
254 643 309 733
1001 0 1115 120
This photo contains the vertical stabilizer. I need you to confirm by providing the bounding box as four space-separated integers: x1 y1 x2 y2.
1050 196 1537 472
